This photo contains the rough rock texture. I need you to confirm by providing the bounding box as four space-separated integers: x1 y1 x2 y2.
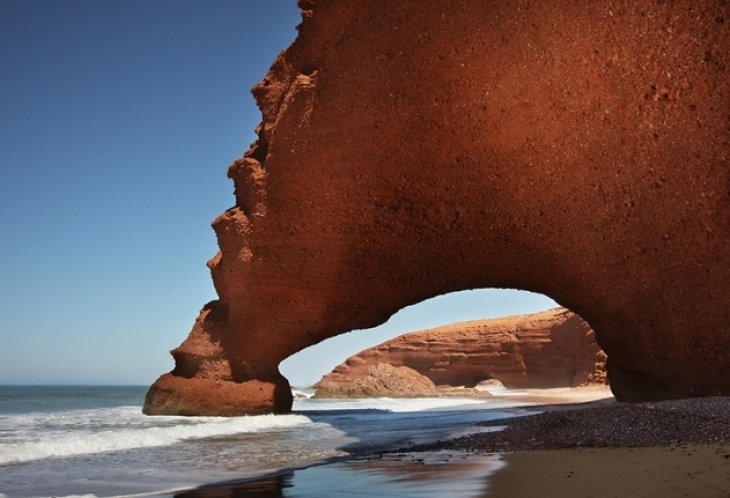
314 308 607 393
145 0 730 415
313 363 439 398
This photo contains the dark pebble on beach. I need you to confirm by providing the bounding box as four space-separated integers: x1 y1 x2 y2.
409 397 730 453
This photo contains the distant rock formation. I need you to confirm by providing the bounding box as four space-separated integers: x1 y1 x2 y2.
145 0 730 415
315 308 607 392
313 363 439 398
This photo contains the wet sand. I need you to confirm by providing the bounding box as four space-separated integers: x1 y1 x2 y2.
171 388 730 497
172 452 503 497
489 445 730 498
173 444 730 498
443 387 730 497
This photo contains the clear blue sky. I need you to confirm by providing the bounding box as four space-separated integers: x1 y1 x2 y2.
0 1 556 387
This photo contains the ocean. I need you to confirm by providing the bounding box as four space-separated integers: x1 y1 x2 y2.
0 386 534 498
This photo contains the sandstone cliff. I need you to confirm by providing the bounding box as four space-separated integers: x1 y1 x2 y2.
313 363 439 398
315 308 607 394
145 0 730 415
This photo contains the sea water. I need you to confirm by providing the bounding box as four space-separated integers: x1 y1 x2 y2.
0 386 533 498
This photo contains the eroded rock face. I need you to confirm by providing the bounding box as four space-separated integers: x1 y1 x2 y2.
145 0 730 415
313 363 439 398
314 308 607 393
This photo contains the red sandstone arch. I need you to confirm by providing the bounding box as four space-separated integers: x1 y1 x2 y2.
144 0 730 415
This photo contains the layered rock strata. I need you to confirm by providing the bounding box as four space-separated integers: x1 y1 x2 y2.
315 308 607 395
145 0 730 415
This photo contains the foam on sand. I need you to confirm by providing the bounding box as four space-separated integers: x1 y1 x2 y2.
294 396 489 413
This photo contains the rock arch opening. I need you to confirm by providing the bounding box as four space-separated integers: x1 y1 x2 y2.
283 289 607 398
280 288 565 388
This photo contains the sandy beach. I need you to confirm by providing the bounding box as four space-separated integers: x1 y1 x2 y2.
178 444 730 498
429 387 730 497
490 445 730 497
167 387 730 497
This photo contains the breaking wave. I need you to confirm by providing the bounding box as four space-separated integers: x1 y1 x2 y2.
0 406 312 464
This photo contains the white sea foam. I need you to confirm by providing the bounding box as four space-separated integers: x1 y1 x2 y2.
1 387 531 498
486 387 532 396
291 387 315 399
294 396 488 413
48 495 97 498
0 408 312 465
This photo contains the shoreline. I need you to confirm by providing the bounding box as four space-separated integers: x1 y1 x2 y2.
417 390 730 452
176 451 503 498
415 388 730 497
166 387 730 497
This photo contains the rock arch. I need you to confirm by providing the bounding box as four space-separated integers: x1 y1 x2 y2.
144 0 730 415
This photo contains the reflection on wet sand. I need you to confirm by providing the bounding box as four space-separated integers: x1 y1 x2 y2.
174 452 502 498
